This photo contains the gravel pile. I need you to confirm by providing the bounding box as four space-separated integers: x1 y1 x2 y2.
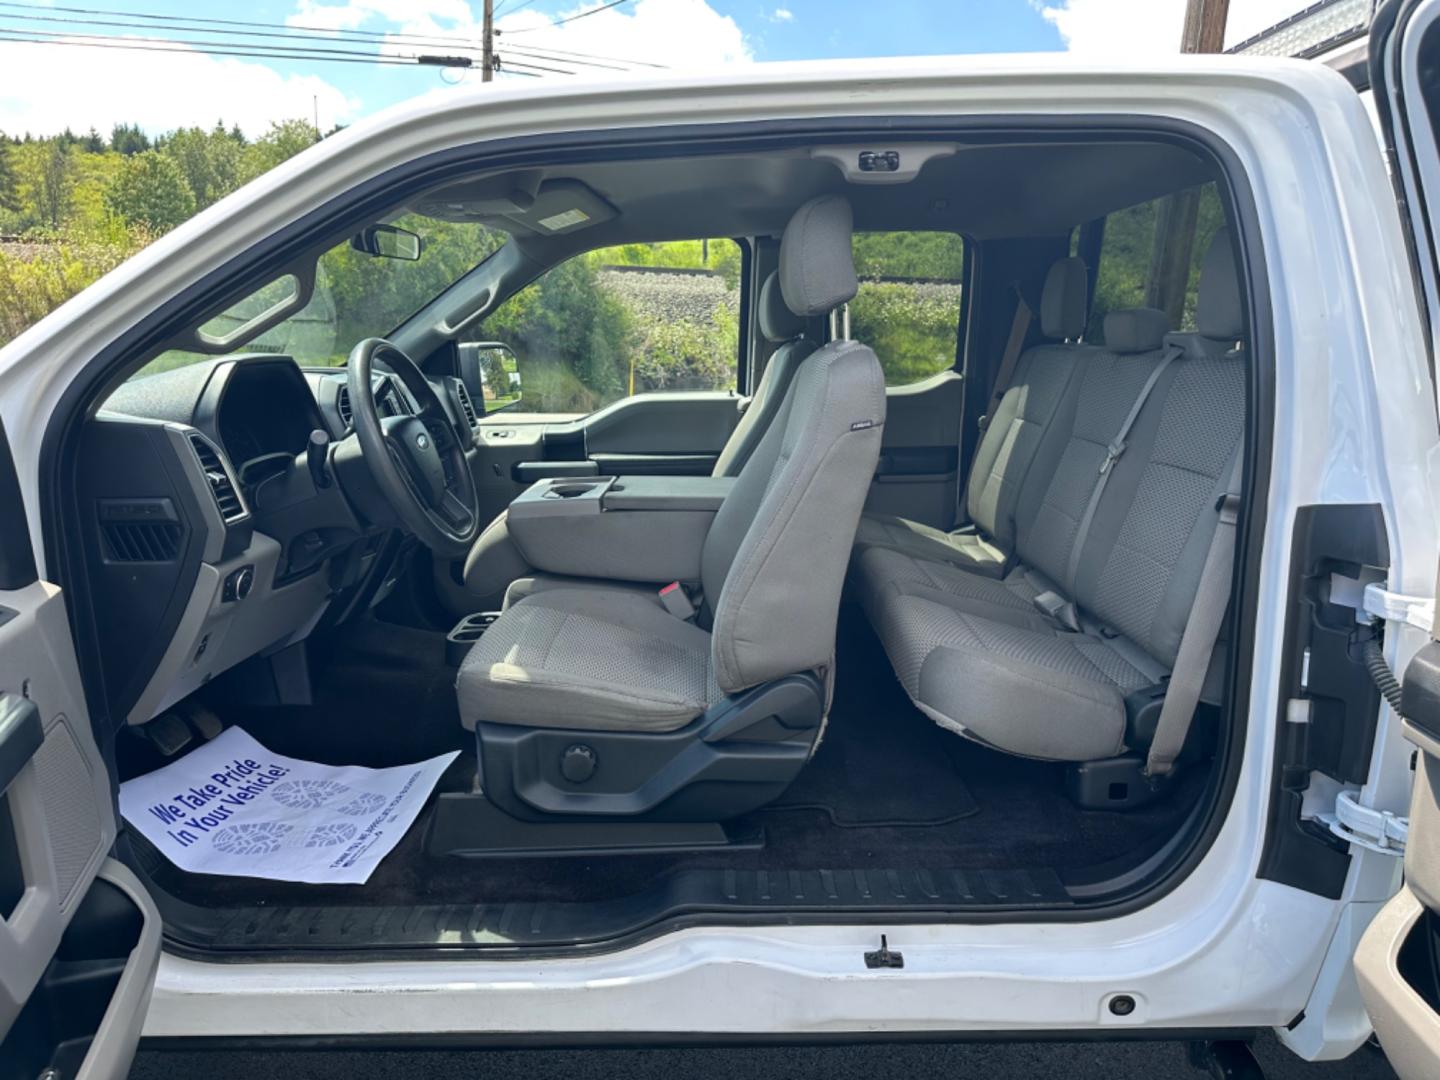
598 268 737 325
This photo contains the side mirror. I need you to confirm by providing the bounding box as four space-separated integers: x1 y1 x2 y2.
458 342 521 414
350 223 423 261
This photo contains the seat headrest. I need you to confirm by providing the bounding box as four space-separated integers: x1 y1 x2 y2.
757 270 807 343
779 194 858 317
1197 228 1244 341
1104 307 1171 353
1040 256 1088 340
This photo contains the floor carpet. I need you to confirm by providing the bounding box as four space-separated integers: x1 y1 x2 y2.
124 608 1207 911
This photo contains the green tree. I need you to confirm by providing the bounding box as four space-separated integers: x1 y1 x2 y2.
104 151 196 232
109 123 150 156
35 140 74 228
161 125 244 210
242 120 319 180
0 134 18 214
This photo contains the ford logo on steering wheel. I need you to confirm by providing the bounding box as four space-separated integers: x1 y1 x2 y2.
416 432 430 451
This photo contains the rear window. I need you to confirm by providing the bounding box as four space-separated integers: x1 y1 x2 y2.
1087 183 1224 341
849 231 965 386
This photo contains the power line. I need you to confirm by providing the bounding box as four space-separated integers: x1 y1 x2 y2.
0 31 422 66
502 0 632 34
0 23 424 62
0 3 653 71
501 40 666 68
0 0 481 52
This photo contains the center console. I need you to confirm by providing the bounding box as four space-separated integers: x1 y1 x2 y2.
504 474 735 585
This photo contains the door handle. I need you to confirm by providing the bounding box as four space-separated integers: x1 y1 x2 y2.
0 691 42 797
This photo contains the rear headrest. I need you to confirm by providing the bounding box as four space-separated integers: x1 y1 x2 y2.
1040 256 1088 340
779 194 858 317
757 271 807 342
1104 307 1170 353
1197 228 1244 341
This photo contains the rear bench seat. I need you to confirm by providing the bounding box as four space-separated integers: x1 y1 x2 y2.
853 254 1090 580
856 230 1245 764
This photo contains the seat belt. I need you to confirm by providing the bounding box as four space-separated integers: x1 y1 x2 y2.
1064 344 1180 588
977 287 1033 435
1145 452 1244 777
958 287 1032 530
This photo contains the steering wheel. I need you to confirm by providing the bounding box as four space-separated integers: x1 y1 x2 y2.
346 337 480 558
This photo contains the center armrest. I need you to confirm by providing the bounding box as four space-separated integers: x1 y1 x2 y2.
601 475 735 512
505 474 733 585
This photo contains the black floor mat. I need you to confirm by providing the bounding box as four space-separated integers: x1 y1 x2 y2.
768 680 979 827
126 610 1209 921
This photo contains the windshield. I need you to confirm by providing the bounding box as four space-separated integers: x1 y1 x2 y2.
134 214 508 377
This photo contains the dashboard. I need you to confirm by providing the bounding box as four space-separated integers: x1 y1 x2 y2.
85 353 450 729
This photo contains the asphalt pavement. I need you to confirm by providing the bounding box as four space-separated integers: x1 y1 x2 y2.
131 1030 1399 1079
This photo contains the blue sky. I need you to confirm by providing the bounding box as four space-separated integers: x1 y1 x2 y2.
0 0 1299 137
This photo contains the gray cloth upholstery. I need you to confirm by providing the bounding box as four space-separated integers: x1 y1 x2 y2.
857 240 1247 763
1196 228 1243 340
462 509 533 600
458 197 885 734
851 259 1098 573
704 339 885 691
713 274 815 478
457 587 720 733
757 269 807 342
778 194 858 316
1039 256 1087 340
1104 307 1169 353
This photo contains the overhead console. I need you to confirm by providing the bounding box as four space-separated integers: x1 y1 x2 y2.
504 474 734 585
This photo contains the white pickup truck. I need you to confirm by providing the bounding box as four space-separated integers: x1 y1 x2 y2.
4 1 1440 1076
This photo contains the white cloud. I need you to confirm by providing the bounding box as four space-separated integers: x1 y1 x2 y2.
1036 0 1312 55
289 0 752 78
770 7 796 22
0 37 359 137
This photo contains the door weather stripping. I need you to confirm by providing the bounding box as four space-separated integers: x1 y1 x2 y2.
1318 788 1408 856
1361 582 1435 635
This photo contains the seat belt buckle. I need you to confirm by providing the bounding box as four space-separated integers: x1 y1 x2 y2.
1216 491 1241 525
977 413 991 433
659 581 696 621
1100 439 1126 475
1033 590 1082 633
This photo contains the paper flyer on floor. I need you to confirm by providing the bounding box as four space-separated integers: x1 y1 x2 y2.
119 727 458 885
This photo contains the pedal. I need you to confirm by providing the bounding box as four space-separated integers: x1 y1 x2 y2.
180 703 224 741
142 712 194 757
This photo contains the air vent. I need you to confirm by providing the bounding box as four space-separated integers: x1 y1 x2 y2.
337 386 352 427
451 378 478 426
101 520 183 562
188 434 246 523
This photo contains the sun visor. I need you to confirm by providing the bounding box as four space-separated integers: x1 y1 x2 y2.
501 180 618 237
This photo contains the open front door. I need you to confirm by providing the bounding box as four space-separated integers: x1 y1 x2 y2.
0 415 159 1080
1352 4 1440 1074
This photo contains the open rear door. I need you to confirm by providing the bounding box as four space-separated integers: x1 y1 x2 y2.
0 414 159 1079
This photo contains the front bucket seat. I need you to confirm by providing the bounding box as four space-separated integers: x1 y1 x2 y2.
456 194 885 821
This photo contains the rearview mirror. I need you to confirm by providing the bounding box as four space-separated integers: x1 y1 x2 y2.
350 223 423 261
459 342 521 413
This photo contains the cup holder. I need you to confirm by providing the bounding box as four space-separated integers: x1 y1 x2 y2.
447 612 501 666
546 483 598 499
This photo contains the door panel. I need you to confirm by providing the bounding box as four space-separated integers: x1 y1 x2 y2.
0 418 157 1077
1356 5 1440 1074
864 371 964 527
580 391 741 475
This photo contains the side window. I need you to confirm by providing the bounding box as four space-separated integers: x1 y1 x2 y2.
1087 183 1224 340
476 239 742 414
849 231 965 387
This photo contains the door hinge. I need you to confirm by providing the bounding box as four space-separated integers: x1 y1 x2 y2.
1361 582 1435 635
1317 788 1408 856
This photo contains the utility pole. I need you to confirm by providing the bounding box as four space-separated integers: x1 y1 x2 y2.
482 0 494 82
1145 0 1230 325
